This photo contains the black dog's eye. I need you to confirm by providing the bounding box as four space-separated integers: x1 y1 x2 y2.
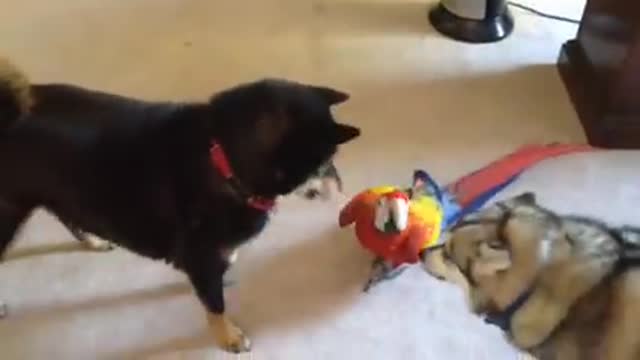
305 189 320 199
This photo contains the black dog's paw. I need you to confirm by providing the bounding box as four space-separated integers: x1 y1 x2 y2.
226 333 252 354
209 314 251 353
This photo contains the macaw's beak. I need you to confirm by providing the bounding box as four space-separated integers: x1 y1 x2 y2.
374 192 409 233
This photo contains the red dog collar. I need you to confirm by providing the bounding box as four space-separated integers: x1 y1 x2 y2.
209 141 276 212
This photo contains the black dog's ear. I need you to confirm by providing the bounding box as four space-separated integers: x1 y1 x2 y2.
311 86 350 105
333 123 360 144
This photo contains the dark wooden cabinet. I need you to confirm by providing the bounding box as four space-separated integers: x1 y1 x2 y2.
558 0 640 148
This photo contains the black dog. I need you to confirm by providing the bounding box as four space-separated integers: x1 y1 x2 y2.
0 58 360 352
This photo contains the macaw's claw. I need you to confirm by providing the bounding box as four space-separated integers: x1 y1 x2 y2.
383 265 408 280
363 258 408 292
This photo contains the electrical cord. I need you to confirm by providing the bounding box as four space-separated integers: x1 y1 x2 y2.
508 1 581 25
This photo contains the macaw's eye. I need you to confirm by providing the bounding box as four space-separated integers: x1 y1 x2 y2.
374 198 389 232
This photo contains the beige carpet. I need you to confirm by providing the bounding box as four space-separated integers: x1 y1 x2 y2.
1 0 623 359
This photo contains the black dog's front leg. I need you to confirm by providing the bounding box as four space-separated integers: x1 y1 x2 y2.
184 250 251 353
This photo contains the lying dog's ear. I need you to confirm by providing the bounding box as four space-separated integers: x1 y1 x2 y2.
474 241 511 276
311 86 350 105
514 192 536 205
333 123 361 144
499 192 537 211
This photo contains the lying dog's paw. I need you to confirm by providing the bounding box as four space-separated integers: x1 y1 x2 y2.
510 299 567 349
420 247 450 281
208 314 251 353
81 235 115 252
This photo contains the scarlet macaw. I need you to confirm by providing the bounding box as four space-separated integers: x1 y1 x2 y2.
339 144 596 291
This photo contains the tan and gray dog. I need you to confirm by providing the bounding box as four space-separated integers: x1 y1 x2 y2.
423 192 640 360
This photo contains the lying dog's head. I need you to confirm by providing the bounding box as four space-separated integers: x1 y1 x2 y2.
424 192 640 352
424 193 561 314
207 79 360 199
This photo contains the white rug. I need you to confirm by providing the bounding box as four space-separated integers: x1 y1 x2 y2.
0 0 616 359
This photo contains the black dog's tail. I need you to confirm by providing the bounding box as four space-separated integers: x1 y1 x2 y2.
0 57 31 133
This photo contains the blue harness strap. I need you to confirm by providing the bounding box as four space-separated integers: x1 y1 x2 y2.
450 174 520 225
484 288 534 333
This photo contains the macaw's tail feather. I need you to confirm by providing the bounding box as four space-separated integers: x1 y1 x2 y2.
448 143 596 211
